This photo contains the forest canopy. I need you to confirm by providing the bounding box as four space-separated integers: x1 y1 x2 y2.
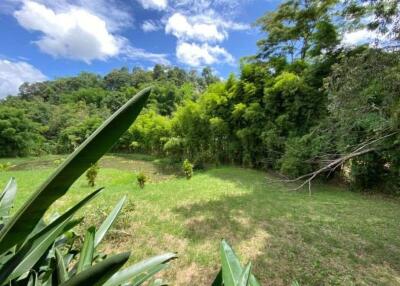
0 0 399 193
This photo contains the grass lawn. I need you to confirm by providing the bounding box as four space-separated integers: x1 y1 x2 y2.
1 154 400 285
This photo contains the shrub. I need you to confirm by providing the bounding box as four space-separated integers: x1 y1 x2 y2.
0 162 12 172
0 87 262 286
137 172 147 188
0 88 178 286
182 159 193 179
86 162 100 187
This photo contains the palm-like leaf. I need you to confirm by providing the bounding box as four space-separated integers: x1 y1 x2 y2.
103 252 177 286
0 189 102 284
55 248 69 283
220 240 260 286
76 227 96 273
60 252 130 286
95 196 126 248
0 178 17 224
0 87 151 254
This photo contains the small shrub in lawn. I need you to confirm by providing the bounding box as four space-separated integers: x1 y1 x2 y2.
137 172 147 188
53 158 65 165
0 162 12 171
86 162 99 187
182 159 193 179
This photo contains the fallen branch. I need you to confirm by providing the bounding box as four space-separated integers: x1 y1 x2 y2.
282 131 399 193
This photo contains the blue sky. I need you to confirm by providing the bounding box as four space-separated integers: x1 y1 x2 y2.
0 0 280 98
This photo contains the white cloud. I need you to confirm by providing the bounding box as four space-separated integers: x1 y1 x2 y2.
122 46 170 65
166 12 226 42
0 59 47 98
142 20 162 32
165 10 245 67
13 1 169 65
171 0 246 15
137 0 167 10
4 0 133 32
165 12 249 43
14 1 121 62
176 42 234 67
342 29 376 46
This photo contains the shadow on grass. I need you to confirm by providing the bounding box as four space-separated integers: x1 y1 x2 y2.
172 167 400 285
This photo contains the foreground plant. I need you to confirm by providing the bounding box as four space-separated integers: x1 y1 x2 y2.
0 87 176 285
213 240 261 286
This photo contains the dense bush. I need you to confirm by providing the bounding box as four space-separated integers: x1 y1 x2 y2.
86 162 100 187
182 159 194 179
136 172 147 189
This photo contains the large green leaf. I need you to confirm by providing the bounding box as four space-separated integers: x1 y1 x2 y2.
0 189 102 284
60 252 130 286
0 87 151 253
55 248 69 283
131 264 167 286
148 278 167 286
103 252 177 286
238 263 252 286
220 239 242 286
0 178 17 223
220 240 260 286
76 227 95 273
94 196 126 248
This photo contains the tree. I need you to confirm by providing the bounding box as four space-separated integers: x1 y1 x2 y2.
343 0 399 46
202 67 219 86
256 0 339 61
0 106 43 156
284 49 400 192
104 67 132 91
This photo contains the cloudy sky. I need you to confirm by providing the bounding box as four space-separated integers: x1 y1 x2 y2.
0 0 281 97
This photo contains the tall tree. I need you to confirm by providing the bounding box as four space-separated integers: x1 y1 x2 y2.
256 0 339 61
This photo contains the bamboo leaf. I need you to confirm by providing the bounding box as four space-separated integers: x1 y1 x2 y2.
94 196 126 248
0 87 151 253
103 252 177 286
60 252 130 286
77 227 95 273
0 189 102 284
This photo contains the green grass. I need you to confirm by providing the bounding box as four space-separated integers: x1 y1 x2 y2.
1 155 400 285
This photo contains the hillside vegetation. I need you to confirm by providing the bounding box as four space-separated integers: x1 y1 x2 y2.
0 1 399 191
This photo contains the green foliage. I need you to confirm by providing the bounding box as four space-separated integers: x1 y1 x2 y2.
213 240 260 286
325 49 400 191
0 162 12 172
256 0 339 60
86 162 100 187
0 0 398 194
0 88 177 285
137 172 147 189
0 106 44 157
182 159 193 179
